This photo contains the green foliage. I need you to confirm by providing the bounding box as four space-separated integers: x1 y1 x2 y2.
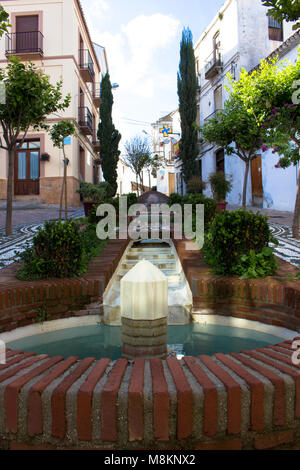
49 121 76 149
177 27 199 182
208 172 232 202
77 182 108 203
204 210 277 277
17 221 86 280
262 0 300 30
0 58 71 141
0 5 10 37
228 53 300 160
36 306 51 324
186 177 207 194
169 193 217 231
235 247 278 279
17 220 107 280
87 192 138 224
98 73 121 197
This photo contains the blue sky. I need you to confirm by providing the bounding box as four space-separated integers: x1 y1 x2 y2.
81 0 225 147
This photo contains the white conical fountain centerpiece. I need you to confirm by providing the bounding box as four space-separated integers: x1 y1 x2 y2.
120 259 168 359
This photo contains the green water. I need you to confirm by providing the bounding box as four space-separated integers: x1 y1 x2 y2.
6 323 284 360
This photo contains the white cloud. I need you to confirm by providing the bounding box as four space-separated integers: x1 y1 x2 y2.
81 5 181 141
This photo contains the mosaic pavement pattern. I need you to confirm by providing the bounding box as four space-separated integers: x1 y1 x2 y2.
269 223 300 267
0 208 85 269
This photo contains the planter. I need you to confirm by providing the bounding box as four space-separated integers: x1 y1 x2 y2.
83 201 99 217
217 201 227 211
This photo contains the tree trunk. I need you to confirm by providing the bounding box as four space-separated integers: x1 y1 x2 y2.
64 159 68 221
148 170 151 190
242 160 250 209
292 165 300 238
136 173 139 197
5 148 14 236
59 170 64 221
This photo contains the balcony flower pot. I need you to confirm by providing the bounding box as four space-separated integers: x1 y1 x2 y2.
208 172 232 211
41 153 50 162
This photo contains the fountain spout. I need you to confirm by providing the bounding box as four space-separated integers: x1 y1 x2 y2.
120 259 168 359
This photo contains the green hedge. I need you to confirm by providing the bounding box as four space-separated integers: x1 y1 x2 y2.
169 193 217 231
17 220 106 280
204 210 278 278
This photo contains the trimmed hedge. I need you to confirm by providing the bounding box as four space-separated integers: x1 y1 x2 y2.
204 210 278 277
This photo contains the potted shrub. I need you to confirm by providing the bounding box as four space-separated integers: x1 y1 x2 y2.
186 176 207 194
76 182 107 216
209 172 232 211
41 152 50 162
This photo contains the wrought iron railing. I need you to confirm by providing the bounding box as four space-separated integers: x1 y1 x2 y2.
6 31 44 55
204 50 222 76
78 107 93 133
79 49 95 79
204 109 223 124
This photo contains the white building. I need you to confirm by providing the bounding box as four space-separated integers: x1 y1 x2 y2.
152 109 181 195
190 0 298 209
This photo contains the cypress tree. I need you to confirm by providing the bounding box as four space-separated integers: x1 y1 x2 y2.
177 27 199 185
97 73 121 196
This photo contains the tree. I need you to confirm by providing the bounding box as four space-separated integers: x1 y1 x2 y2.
177 27 199 184
98 73 121 197
262 0 300 30
0 5 10 37
229 54 300 236
123 136 153 195
0 58 71 235
49 121 76 221
198 95 267 208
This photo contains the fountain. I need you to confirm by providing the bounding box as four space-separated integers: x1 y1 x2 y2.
120 259 168 359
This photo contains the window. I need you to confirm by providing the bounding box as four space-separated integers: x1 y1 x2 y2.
15 15 39 52
268 15 283 41
216 149 225 173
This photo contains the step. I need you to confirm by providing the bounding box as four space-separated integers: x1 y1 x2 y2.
126 253 175 261
122 260 176 270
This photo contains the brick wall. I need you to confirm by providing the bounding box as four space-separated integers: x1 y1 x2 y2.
0 238 129 333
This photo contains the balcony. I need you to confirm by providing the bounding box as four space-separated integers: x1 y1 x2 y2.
204 50 222 80
92 135 100 152
5 31 44 59
92 83 101 107
204 109 223 124
79 49 95 82
78 107 93 135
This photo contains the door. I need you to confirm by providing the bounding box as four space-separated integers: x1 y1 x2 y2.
251 154 263 202
16 15 38 53
168 173 175 195
14 141 40 195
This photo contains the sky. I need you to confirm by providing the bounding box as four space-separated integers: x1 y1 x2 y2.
81 0 225 151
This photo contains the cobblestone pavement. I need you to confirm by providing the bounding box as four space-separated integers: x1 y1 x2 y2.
0 200 84 269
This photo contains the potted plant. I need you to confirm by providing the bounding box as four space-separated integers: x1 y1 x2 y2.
41 152 50 162
76 182 107 216
186 176 207 194
209 172 232 211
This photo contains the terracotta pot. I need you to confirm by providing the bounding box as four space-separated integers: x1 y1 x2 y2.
217 201 228 211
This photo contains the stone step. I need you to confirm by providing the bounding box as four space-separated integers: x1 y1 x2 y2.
129 248 172 254
116 270 182 286
126 253 175 261
122 260 177 270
